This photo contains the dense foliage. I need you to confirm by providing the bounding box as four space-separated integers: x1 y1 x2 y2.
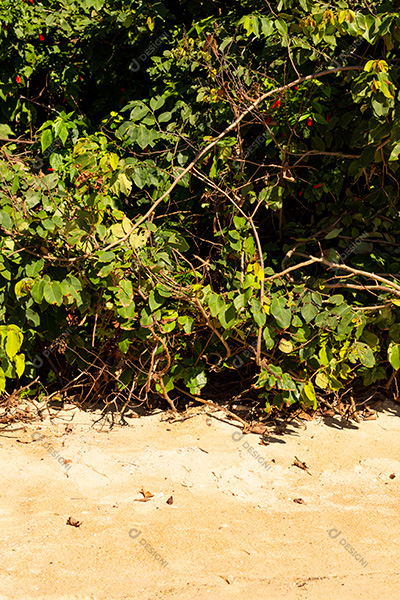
1 0 400 417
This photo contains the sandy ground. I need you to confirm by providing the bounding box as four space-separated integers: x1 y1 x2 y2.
1 398 400 600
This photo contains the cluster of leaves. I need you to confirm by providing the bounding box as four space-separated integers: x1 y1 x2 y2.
1 0 400 414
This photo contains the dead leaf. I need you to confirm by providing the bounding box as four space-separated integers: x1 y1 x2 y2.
166 496 173 505
297 411 313 421
66 517 82 527
293 498 305 504
140 487 154 499
389 473 396 479
293 456 312 476
247 423 268 435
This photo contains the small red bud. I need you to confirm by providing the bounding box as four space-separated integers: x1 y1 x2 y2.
39 34 44 41
16 75 22 84
307 117 312 126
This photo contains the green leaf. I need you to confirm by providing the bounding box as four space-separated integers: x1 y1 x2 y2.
250 298 266 327
271 297 291 329
389 143 400 162
150 96 165 111
41 129 53 153
0 367 5 393
325 228 343 239
278 339 293 353
219 303 237 329
158 112 172 123
5 330 22 359
355 342 375 368
149 290 164 312
30 279 45 303
301 381 317 410
234 293 247 311
315 372 329 389
301 303 318 324
14 353 25 377
263 326 274 349
15 278 34 297
275 18 288 36
329 294 344 305
208 293 225 318
44 282 63 306
260 17 274 37
388 342 400 370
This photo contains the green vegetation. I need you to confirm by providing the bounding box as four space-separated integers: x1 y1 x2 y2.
1 0 400 417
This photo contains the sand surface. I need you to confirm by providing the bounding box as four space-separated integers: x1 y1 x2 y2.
1 399 399 599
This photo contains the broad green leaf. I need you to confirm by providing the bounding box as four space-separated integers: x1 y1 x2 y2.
44 282 63 306
315 372 329 389
271 297 291 329
250 298 266 327
0 367 5 393
278 339 293 353
388 342 400 370
14 353 25 377
301 303 318 324
149 290 164 312
5 330 22 359
15 278 34 297
41 129 53 153
301 381 317 410
325 228 343 239
355 342 375 368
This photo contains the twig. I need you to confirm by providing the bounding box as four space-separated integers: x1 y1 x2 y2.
174 385 249 429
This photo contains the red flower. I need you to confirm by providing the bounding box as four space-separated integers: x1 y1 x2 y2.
271 99 281 110
265 116 272 124
39 34 44 41
79 76 83 81
28 0 33 3
307 117 312 126
294 86 299 90
16 75 22 84
299 191 303 197
314 183 322 189
326 113 331 123
47 168 54 172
